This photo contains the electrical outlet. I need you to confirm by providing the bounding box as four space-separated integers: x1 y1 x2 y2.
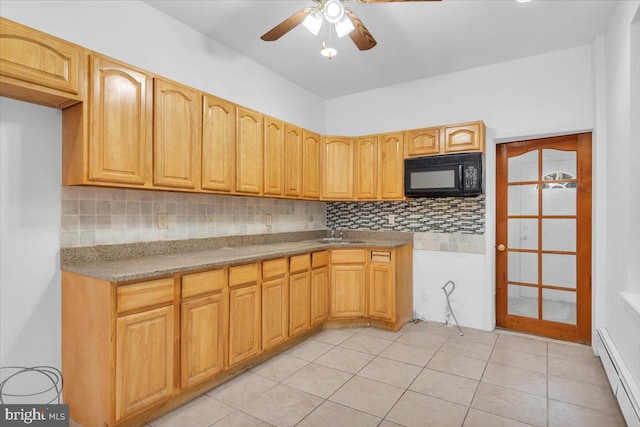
265 213 272 226
421 291 429 302
389 214 395 225
157 213 168 229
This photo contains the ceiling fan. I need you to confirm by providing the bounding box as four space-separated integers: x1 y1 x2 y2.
260 0 441 52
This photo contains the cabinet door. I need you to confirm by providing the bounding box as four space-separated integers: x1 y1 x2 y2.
262 277 288 350
443 122 484 153
311 266 329 326
322 137 354 200
236 107 264 194
181 293 227 389
302 130 321 199
228 283 261 367
368 263 395 321
263 116 285 196
115 306 174 421
88 55 152 186
0 17 82 107
285 124 303 198
379 132 405 200
154 78 200 189
405 127 440 157
355 136 378 200
289 271 311 336
202 94 235 192
330 265 365 318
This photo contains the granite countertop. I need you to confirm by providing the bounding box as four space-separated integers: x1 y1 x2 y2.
61 234 412 283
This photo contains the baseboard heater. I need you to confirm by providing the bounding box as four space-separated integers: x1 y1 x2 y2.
595 327 640 427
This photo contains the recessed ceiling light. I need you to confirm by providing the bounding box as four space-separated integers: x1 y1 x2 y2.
516 0 532 3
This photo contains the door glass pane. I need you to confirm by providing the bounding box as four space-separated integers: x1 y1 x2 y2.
508 185 538 216
508 150 538 183
508 218 538 250
542 219 576 252
508 284 538 318
508 252 538 284
542 289 576 325
542 186 576 215
542 254 576 288
542 149 576 180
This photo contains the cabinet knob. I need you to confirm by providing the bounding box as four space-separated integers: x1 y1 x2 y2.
497 244 506 252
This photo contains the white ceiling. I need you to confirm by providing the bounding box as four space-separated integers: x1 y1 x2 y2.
143 0 616 100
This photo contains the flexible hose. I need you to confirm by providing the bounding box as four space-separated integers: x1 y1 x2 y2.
442 280 464 336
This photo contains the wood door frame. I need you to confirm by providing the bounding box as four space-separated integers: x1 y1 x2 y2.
496 133 592 344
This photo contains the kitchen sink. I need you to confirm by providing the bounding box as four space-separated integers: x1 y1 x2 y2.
316 238 365 244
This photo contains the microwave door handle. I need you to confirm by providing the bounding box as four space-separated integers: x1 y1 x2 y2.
458 165 464 190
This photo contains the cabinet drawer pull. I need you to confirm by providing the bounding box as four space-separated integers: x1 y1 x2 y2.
371 251 392 263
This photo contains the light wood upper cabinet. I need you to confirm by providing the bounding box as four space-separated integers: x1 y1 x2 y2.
443 121 485 153
154 78 200 190
302 130 321 199
236 107 264 194
62 54 153 187
355 136 378 200
115 305 174 421
202 94 235 192
263 116 285 196
284 124 303 198
322 136 354 200
0 17 82 108
379 132 405 200
405 127 440 157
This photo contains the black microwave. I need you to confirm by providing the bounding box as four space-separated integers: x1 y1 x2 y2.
404 152 483 197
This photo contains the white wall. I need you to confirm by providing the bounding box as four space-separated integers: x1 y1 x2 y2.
325 45 594 140
0 98 61 396
599 0 640 388
0 0 325 133
327 46 594 331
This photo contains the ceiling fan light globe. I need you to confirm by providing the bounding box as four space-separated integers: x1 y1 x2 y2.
324 0 344 24
320 46 338 59
302 10 323 35
335 14 355 38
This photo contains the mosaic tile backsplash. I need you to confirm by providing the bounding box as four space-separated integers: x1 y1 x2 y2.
60 187 327 247
326 196 485 234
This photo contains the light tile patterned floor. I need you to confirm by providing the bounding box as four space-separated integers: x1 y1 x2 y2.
86 322 629 427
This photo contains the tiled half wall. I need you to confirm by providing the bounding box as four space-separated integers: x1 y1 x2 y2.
60 187 327 247
326 196 485 234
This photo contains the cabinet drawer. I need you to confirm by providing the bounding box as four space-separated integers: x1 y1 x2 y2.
263 258 287 280
229 263 258 287
117 278 174 313
290 254 310 273
312 250 329 268
182 269 225 299
371 250 392 263
331 249 366 264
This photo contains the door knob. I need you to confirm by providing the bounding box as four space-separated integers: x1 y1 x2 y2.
497 244 506 252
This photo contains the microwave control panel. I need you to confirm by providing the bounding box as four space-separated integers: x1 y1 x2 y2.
464 166 479 189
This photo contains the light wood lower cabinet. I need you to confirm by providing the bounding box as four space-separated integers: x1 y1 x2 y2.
330 250 367 319
310 251 330 326
115 305 174 421
228 263 261 367
62 244 413 427
262 273 289 350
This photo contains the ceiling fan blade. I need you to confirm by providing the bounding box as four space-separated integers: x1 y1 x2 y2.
261 8 313 41
345 10 377 51
356 0 441 3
